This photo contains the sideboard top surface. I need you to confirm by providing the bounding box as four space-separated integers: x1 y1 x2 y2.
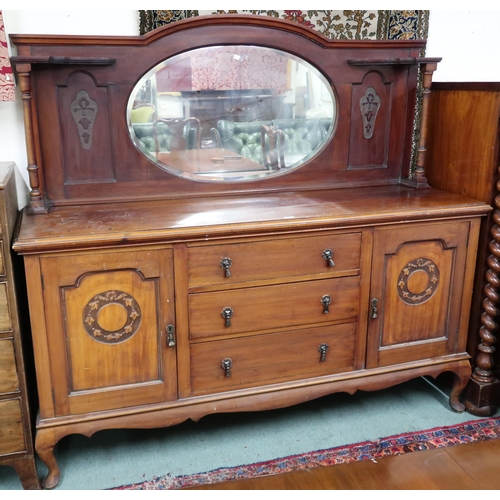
14 185 490 254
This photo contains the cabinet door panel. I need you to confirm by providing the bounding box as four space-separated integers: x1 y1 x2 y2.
40 248 176 415
64 270 160 391
367 221 471 368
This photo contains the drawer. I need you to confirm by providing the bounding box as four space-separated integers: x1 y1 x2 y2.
0 398 26 456
190 323 357 396
0 282 11 332
187 232 362 288
0 242 5 276
189 276 360 340
0 338 19 394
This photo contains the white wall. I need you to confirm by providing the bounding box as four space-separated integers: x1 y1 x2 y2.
426 10 500 82
0 9 499 207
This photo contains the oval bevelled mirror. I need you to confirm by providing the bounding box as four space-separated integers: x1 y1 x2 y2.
127 45 337 182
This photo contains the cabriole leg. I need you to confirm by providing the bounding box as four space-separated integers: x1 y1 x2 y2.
449 361 472 413
35 428 60 489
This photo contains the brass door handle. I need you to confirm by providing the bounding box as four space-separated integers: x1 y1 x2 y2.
371 298 379 319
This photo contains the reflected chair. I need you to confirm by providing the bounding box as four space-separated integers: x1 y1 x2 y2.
153 117 201 155
130 104 155 123
216 120 272 164
261 124 285 170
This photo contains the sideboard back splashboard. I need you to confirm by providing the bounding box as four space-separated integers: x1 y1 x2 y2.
9 15 491 488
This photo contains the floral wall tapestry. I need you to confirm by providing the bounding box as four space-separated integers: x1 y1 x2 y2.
138 10 429 42
0 11 15 102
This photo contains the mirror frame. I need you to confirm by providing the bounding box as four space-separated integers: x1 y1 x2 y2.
127 45 337 183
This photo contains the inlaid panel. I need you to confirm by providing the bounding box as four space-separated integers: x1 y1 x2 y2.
64 270 160 391
57 71 115 184
349 71 391 169
39 248 177 416
367 221 471 367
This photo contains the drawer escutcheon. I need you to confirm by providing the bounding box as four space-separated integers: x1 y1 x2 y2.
321 294 332 314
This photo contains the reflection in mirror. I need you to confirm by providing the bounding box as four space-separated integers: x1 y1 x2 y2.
128 45 336 182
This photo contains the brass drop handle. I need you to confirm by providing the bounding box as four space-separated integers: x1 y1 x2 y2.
220 257 232 278
322 249 335 267
221 307 234 327
221 358 233 377
371 298 379 319
318 343 329 362
321 295 332 314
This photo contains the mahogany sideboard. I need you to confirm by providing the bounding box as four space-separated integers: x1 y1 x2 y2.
0 162 40 489
9 15 491 488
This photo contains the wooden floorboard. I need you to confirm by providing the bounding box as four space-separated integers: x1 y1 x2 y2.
188 438 500 489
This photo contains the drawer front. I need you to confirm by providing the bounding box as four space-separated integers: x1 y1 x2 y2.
187 232 362 287
190 323 357 396
0 242 5 276
189 276 360 339
0 398 26 456
0 338 19 394
0 282 11 333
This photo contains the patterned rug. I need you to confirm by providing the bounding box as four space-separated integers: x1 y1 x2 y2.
111 416 500 490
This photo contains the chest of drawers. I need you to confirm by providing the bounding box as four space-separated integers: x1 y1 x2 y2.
0 162 39 489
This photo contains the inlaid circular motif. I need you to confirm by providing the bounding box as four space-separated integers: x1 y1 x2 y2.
397 258 440 305
82 290 141 344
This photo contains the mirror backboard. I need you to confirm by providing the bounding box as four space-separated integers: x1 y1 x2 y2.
127 45 336 182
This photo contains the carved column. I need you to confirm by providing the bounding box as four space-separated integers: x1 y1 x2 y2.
16 66 47 213
464 168 500 415
412 61 439 189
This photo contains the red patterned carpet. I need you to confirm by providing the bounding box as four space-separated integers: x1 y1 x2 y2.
112 416 500 490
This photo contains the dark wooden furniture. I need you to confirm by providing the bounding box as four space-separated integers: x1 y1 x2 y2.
0 162 40 489
9 15 490 489
427 82 500 416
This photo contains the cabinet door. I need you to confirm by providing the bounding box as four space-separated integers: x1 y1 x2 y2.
40 248 176 415
367 221 473 368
